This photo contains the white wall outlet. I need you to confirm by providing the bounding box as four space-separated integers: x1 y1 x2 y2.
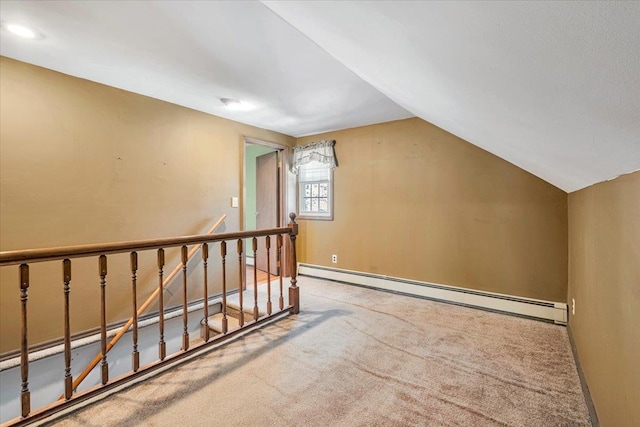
572 298 575 316
331 254 337 263
231 196 239 208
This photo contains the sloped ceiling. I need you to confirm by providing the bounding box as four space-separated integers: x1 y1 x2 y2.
264 1 640 192
1 1 639 192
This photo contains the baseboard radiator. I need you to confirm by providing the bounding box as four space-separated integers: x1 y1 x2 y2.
298 264 567 325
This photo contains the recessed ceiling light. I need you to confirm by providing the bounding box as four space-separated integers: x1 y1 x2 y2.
2 22 42 39
220 98 255 111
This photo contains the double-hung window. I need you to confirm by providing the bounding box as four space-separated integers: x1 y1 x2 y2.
298 162 333 220
292 140 337 221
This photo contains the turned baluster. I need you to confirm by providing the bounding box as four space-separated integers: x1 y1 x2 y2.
277 234 284 310
19 264 31 417
266 235 272 315
237 239 244 327
181 245 189 351
62 260 73 400
98 255 109 385
252 237 259 320
202 243 210 342
288 213 299 314
157 249 166 360
221 241 228 333
130 252 140 372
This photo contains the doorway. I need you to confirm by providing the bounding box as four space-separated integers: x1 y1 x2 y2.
242 137 290 278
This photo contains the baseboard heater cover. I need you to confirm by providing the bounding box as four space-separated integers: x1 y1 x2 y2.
298 264 567 325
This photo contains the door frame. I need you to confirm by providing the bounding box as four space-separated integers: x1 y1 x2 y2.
241 136 293 276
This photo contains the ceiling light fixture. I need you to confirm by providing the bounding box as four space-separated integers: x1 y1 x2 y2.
2 22 42 39
220 97 254 111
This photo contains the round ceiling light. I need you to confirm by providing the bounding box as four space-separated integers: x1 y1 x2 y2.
2 22 42 39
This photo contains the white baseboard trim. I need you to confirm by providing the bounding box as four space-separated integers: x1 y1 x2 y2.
298 264 567 325
246 256 255 267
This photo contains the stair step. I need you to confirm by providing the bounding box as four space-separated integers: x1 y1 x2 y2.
226 301 267 318
226 291 273 319
201 283 279 337
190 337 204 347
202 313 240 334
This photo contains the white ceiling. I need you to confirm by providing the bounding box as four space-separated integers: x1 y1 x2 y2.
0 1 412 137
1 1 639 192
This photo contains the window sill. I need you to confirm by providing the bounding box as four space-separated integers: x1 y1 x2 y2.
297 214 333 221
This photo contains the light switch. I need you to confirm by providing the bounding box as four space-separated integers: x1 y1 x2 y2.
231 197 239 208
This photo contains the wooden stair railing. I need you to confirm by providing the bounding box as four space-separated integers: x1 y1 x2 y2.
0 213 299 427
62 214 227 398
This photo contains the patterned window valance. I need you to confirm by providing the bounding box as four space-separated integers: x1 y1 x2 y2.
291 140 338 174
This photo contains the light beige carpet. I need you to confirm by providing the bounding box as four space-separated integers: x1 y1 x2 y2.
48 277 591 426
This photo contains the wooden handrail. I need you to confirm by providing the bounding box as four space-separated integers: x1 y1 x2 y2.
61 215 227 397
0 221 291 266
2 213 299 425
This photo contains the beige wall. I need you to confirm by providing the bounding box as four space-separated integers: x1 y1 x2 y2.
2 54 635 424
0 57 294 353
568 171 640 427
296 118 568 302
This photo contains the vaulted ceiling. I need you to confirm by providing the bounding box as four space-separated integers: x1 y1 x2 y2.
1 1 638 192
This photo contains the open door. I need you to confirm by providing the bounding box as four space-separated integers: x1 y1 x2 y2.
255 151 280 274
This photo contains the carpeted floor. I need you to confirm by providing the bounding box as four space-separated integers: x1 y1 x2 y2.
48 276 591 426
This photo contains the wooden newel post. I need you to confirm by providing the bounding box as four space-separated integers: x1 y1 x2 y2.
287 212 299 314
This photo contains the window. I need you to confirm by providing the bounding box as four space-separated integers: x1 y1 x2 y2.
298 161 333 220
292 139 337 221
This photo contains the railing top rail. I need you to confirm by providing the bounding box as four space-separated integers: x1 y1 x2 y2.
0 226 291 266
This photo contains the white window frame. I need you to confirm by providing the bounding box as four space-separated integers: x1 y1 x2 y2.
297 162 334 221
